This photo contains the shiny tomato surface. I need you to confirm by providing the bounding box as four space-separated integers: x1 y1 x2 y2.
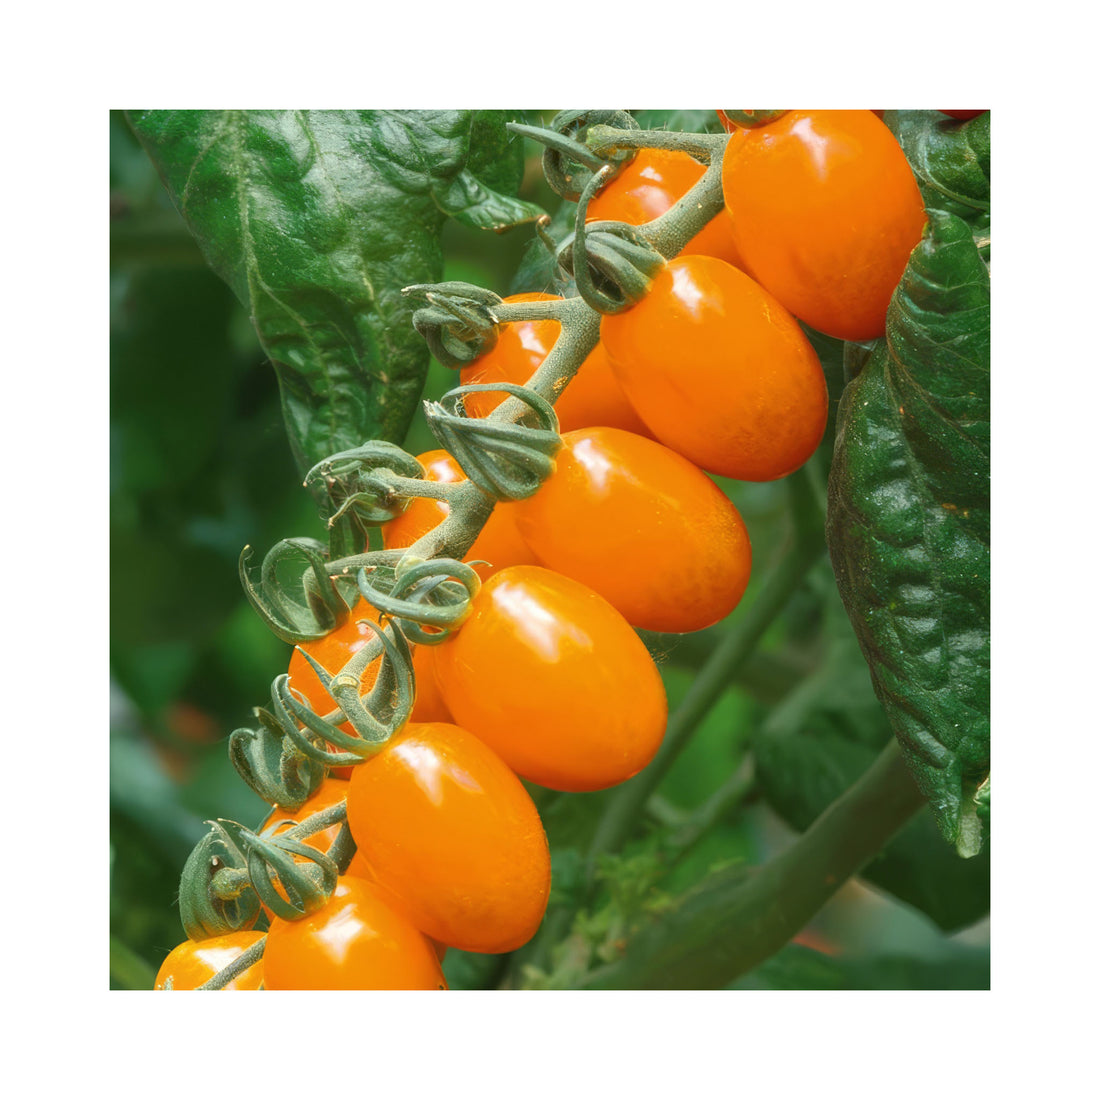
601 255 827 482
721 109 926 340
264 877 447 990
380 449 537 582
514 428 751 633
346 721 551 953
587 147 742 267
154 931 265 990
432 565 667 791
459 293 652 436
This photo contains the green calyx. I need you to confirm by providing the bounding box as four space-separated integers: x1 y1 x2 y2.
357 557 482 645
404 282 503 368
229 708 327 810
179 823 261 941
509 110 639 201
304 440 425 529
425 382 562 500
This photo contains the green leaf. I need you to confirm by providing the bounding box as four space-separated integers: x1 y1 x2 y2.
126 110 536 477
630 110 726 134
885 110 990 250
826 210 990 853
753 594 990 931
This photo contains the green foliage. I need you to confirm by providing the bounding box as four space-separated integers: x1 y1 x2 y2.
827 211 990 853
127 110 537 478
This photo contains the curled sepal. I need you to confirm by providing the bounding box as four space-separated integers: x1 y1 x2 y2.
509 110 639 201
358 558 481 645
216 819 338 923
717 110 788 129
556 167 666 315
424 382 561 501
228 708 326 811
273 671 384 768
304 439 425 528
178 822 261 941
403 281 503 368
240 538 351 644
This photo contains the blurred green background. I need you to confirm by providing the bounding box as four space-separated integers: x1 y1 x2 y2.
109 110 988 991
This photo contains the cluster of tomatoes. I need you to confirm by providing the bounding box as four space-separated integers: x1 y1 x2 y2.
155 109 929 990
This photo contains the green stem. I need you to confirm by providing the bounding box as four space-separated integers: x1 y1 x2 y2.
581 739 926 989
196 936 266 991
585 472 824 883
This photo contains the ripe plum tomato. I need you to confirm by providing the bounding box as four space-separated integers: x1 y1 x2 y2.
459 293 651 437
515 428 751 633
287 598 449 750
154 931 265 990
263 877 447 990
586 147 743 268
346 721 551 954
381 449 537 582
721 109 926 341
432 565 668 792
344 856 449 962
600 255 827 482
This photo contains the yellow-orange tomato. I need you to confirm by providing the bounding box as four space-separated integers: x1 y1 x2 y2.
721 110 926 341
432 566 668 792
346 722 551 954
514 428 751 633
601 255 827 482
460 293 652 437
263 775 350 852
264 878 446 990
381 449 537 581
154 931 265 990
587 147 743 267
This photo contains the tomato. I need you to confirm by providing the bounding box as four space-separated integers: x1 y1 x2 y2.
263 775 349 852
940 110 986 120
154 931 265 990
720 109 926 340
514 428 751 633
264 877 447 990
459 293 652 437
432 565 668 791
287 599 450 759
346 721 550 953
381 449 537 582
344 856 449 962
587 147 743 267
600 255 827 482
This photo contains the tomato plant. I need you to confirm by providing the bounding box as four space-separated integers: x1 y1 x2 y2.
600 255 828 481
346 721 551 953
432 565 668 791
514 426 752 633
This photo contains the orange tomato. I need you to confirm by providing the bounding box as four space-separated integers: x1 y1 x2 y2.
587 147 742 267
154 931 265 990
514 427 752 633
600 255 827 482
380 449 537 581
432 565 668 792
346 721 551 954
721 109 926 340
459 293 652 437
263 877 447 990
262 775 350 852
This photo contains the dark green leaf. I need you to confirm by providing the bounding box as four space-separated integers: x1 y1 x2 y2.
826 211 990 853
127 110 536 477
885 110 990 251
631 110 726 134
753 596 990 931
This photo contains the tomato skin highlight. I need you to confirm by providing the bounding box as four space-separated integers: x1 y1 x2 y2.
601 255 827 482
720 109 926 341
381 449 537 582
515 428 751 633
154 931 265 990
264 877 447 990
460 293 652 437
346 721 551 954
432 565 668 792
587 147 743 268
